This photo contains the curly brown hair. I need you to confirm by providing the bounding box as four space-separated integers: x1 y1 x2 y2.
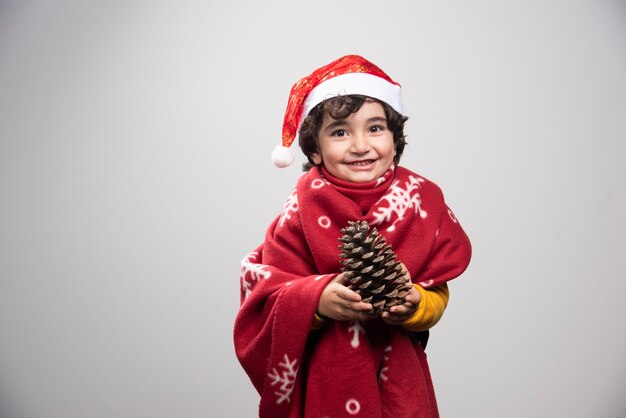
298 95 408 171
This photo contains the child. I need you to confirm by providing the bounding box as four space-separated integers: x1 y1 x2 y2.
234 55 471 418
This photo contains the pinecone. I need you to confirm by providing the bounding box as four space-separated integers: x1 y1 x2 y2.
338 220 412 315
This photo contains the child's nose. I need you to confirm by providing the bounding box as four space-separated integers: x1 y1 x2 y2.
351 133 371 154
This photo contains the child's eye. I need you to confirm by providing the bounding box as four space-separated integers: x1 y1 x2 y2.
369 125 386 133
331 129 348 137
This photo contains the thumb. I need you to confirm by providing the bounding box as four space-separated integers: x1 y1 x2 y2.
334 273 363 302
333 272 350 285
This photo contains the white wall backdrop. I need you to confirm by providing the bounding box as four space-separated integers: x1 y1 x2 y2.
1 1 625 417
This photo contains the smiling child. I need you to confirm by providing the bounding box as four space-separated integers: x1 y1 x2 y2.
234 55 472 418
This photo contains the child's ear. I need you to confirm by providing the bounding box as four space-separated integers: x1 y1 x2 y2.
311 152 322 165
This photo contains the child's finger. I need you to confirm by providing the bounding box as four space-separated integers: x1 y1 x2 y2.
389 304 408 314
381 311 405 322
404 293 419 305
351 301 373 312
338 286 362 302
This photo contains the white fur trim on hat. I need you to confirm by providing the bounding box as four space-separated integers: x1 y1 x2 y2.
301 72 403 120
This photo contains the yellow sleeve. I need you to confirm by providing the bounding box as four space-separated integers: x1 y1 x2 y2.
400 283 449 332
311 311 328 330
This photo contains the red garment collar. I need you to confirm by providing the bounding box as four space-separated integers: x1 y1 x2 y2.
318 165 396 214
319 164 396 189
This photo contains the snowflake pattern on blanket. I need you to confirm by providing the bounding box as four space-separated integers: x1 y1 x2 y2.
371 175 427 232
268 354 298 405
278 189 298 228
240 250 272 300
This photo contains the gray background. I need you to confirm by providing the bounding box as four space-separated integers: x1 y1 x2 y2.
1 0 625 417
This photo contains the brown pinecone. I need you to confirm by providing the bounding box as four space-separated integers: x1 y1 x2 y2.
338 220 412 315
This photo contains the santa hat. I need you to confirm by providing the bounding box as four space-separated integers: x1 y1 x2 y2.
271 55 403 168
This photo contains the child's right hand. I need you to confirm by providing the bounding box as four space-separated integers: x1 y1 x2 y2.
317 273 374 321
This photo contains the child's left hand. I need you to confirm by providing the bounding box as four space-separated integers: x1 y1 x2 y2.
381 264 421 325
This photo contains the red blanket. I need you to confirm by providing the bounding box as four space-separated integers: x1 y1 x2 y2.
234 166 471 417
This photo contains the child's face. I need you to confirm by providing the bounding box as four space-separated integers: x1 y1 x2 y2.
311 101 396 183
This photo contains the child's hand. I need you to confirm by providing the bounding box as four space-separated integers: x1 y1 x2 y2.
381 285 421 325
318 273 374 321
381 263 421 325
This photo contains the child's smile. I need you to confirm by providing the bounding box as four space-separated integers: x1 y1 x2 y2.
312 101 396 183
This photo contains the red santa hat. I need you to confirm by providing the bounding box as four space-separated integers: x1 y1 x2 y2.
271 55 403 168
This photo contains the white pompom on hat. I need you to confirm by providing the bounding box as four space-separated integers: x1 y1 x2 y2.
273 54 403 168
271 145 295 168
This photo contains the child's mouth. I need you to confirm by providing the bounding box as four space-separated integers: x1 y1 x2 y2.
349 160 375 167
